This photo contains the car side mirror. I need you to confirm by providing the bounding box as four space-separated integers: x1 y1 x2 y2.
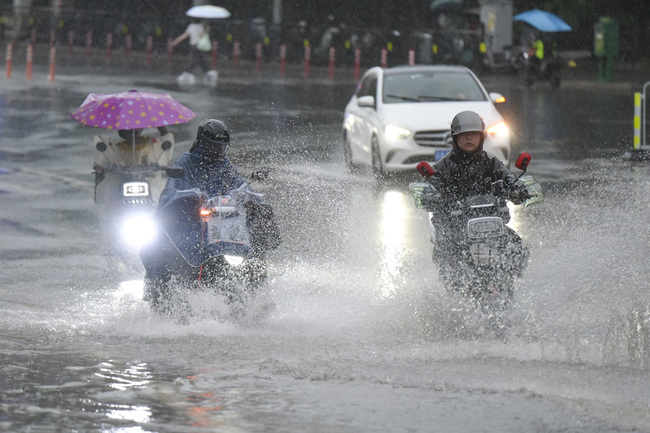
165 167 185 178
416 161 434 178
357 95 375 108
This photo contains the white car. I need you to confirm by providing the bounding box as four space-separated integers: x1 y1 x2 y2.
342 65 511 175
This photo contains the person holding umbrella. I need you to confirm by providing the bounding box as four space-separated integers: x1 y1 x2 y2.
171 18 211 79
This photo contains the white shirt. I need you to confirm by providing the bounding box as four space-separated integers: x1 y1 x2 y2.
185 23 205 46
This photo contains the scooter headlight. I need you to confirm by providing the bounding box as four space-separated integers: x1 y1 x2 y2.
121 214 157 248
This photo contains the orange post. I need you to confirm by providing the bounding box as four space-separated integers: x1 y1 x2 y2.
354 48 361 80
5 43 12 78
328 46 335 79
279 44 286 76
106 33 113 64
303 45 310 78
233 42 240 70
48 46 56 82
146 35 153 67
255 42 262 73
125 35 132 63
211 40 218 69
26 45 33 80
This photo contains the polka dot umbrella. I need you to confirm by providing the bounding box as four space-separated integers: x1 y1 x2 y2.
70 89 196 130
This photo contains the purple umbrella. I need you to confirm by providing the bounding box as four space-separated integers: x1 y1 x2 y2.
70 89 196 130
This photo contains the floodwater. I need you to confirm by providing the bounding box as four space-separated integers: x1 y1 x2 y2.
1 68 649 432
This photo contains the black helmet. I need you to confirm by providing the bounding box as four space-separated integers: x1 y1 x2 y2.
195 119 230 160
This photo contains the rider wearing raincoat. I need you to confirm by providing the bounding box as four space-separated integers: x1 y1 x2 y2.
141 119 280 303
427 111 529 283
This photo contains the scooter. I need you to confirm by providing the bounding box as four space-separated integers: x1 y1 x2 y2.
140 175 280 320
516 49 562 88
93 132 175 270
409 153 543 313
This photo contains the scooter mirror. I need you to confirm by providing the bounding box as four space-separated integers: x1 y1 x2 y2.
96 142 107 152
515 152 532 171
165 167 185 178
416 161 434 178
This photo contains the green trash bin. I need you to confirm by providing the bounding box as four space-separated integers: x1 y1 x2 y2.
594 17 619 82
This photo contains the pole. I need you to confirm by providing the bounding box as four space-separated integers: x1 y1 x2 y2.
354 48 360 81
328 46 335 79
211 40 218 70
5 43 12 78
279 43 286 76
146 36 153 68
233 41 240 70
634 92 641 150
106 33 113 64
48 46 56 83
304 45 310 78
26 44 33 80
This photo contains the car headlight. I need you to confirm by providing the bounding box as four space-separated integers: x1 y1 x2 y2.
383 124 412 140
486 121 509 138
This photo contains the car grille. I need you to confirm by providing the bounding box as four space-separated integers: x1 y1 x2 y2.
414 130 453 147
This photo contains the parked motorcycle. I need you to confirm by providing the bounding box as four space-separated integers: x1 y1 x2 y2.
409 153 543 314
515 48 562 88
140 176 280 320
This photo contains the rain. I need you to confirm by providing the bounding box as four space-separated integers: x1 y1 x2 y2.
1 2 650 432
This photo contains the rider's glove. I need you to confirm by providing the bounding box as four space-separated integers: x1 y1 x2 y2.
510 188 530 205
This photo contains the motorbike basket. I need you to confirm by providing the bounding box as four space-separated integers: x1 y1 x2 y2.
467 217 504 240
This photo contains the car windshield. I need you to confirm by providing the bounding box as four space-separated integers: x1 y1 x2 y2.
382 70 487 104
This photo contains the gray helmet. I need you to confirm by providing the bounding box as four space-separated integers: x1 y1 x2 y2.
195 119 230 160
451 111 485 137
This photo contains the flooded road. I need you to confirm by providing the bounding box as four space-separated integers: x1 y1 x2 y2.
1 70 649 432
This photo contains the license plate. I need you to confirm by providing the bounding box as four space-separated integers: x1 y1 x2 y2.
435 150 450 161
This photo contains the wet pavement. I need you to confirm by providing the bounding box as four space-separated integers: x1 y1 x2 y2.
1 52 650 432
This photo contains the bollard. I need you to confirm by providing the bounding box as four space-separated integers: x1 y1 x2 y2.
211 40 218 69
125 35 132 63
354 48 361 80
381 48 387 68
328 46 335 79
167 38 173 68
634 92 642 150
49 29 55 47
26 45 33 80
106 33 113 64
408 49 415 66
146 36 153 67
31 28 36 47
48 46 56 82
5 43 12 78
279 44 286 76
255 42 262 73
304 45 310 78
233 41 240 70
86 31 93 59
67 30 74 60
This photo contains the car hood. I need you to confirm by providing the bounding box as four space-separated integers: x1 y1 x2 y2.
377 101 503 131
